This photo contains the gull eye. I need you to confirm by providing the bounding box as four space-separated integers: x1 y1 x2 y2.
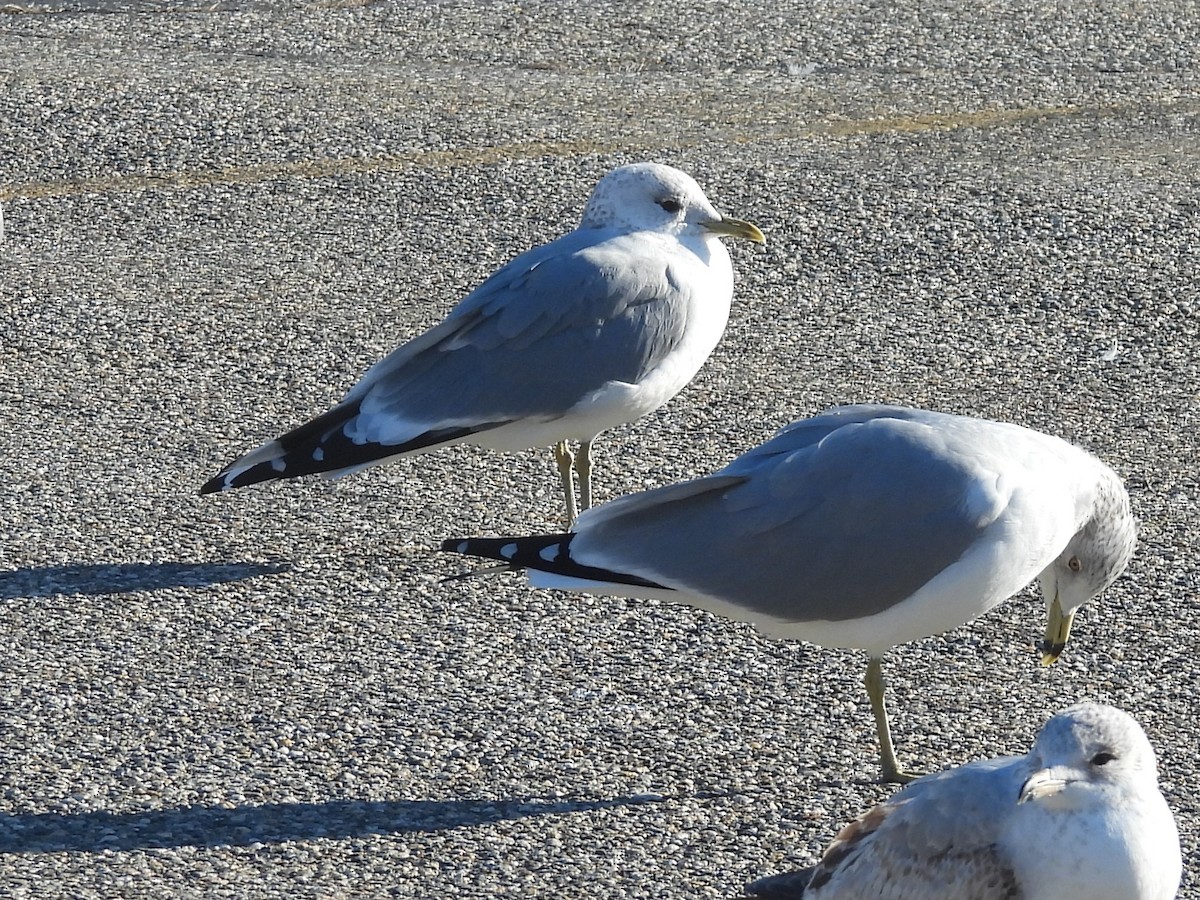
656 197 683 213
1067 556 1082 572
1090 751 1116 766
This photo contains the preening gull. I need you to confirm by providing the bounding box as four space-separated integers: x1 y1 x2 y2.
744 702 1181 900
200 162 764 524
442 405 1137 781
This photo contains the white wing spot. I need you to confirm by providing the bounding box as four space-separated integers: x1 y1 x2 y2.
539 544 562 562
313 447 324 462
500 543 519 559
270 459 286 472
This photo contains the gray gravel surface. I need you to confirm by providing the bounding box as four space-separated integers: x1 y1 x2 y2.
2 0 1198 896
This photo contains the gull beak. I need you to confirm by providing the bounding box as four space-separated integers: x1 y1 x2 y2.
1040 593 1075 667
703 215 766 244
1019 767 1073 805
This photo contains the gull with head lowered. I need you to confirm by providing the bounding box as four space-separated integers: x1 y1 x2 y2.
200 162 764 524
442 405 1138 782
745 702 1181 900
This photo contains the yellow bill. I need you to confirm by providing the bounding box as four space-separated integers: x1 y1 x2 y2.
703 216 766 244
1040 594 1076 667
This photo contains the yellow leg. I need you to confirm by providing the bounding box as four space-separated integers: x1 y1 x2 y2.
577 438 595 514
553 440 578 527
865 656 917 784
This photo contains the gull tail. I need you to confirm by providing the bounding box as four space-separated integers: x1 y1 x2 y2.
199 399 496 495
440 534 667 590
741 870 816 899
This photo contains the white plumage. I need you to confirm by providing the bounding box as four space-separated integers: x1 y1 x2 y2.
443 406 1137 781
201 162 764 524
746 703 1181 900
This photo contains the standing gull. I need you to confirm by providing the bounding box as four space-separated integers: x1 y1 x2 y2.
200 162 764 524
442 405 1137 782
745 703 1181 900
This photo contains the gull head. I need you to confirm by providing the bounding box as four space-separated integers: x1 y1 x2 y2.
1018 702 1160 810
1038 469 1137 665
579 162 764 244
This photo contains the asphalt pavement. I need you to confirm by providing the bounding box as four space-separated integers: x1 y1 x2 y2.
2 0 1199 896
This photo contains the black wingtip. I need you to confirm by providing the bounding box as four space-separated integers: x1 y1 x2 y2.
198 466 262 494
198 477 223 495
440 534 574 569
441 534 670 591
742 870 813 899
198 418 515 499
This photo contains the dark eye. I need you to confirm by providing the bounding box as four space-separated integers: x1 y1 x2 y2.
656 197 683 213
1067 556 1082 572
1091 751 1116 766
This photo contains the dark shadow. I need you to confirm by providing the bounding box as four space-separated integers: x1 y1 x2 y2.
0 794 688 853
0 561 292 600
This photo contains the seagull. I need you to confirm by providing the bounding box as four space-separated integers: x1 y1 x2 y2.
744 702 1181 900
200 162 764 524
441 405 1137 782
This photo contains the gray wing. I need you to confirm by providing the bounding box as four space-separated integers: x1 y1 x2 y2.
750 758 1024 899
200 229 698 493
572 407 1005 622
346 228 693 430
720 405 964 477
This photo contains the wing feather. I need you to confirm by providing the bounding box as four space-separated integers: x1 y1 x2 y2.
349 230 694 434
749 758 1024 899
570 408 1004 623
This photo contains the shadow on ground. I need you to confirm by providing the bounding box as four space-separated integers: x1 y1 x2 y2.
0 561 291 600
0 795 675 853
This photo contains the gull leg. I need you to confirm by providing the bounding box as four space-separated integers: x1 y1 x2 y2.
576 438 595 514
553 440 578 527
865 656 917 784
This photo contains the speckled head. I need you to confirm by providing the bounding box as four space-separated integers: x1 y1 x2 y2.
1038 465 1137 663
1025 702 1160 790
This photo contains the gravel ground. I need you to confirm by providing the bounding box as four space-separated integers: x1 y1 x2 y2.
2 0 1198 896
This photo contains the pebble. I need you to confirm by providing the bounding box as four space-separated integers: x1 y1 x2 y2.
1 0 1198 897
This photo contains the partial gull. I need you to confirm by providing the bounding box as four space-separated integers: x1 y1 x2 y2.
200 162 764 524
745 703 1181 900
442 405 1137 782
